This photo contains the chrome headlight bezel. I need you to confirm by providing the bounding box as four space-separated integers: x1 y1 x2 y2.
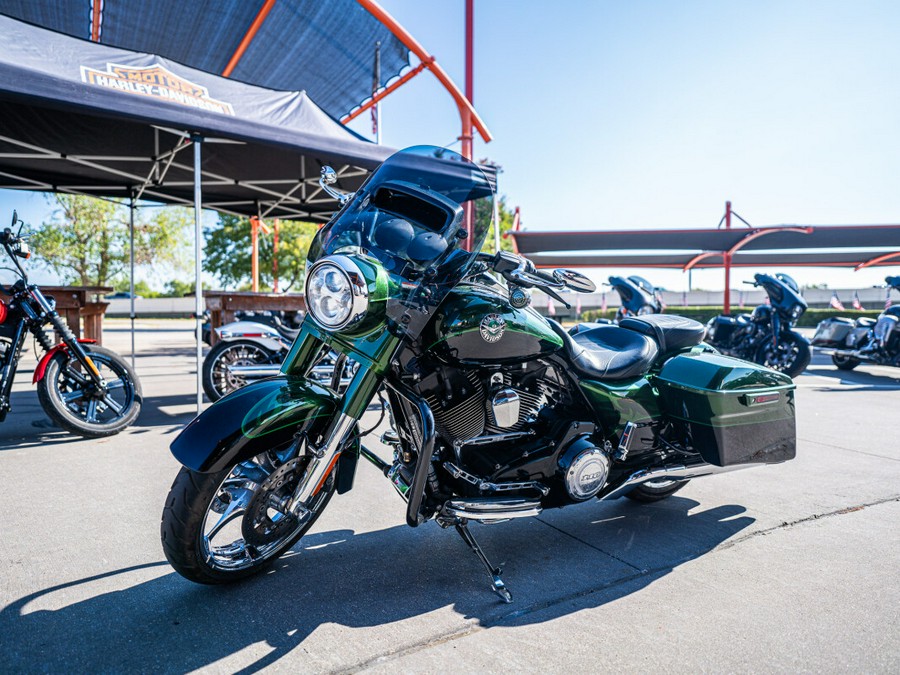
304 255 369 331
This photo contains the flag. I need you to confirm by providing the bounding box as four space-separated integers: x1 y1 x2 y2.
830 292 845 311
681 290 687 307
575 294 582 318
886 288 893 310
739 291 745 309
655 291 667 311
852 292 864 311
601 292 607 314
547 296 556 316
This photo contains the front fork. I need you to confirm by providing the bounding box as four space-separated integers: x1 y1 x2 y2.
279 325 398 520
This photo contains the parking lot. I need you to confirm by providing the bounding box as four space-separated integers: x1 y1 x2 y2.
1 319 898 673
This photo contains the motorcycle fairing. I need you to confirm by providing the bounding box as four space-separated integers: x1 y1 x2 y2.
171 377 338 473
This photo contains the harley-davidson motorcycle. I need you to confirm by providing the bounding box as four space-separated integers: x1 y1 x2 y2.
0 211 142 436
203 316 355 401
609 275 662 321
705 272 810 378
811 276 900 370
161 146 797 602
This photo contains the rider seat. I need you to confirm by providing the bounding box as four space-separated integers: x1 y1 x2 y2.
550 321 659 380
619 314 706 354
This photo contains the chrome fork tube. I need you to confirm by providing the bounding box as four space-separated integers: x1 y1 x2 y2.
286 364 379 518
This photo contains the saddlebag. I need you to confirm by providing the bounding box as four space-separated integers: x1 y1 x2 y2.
812 317 854 347
654 352 796 467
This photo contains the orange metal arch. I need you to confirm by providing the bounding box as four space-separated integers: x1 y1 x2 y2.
725 226 813 257
855 250 900 271
683 251 723 271
356 0 493 144
222 0 277 77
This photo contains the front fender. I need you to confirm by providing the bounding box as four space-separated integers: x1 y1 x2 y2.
33 339 97 384
170 376 338 473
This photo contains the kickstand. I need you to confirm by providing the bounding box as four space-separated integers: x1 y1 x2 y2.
454 519 513 603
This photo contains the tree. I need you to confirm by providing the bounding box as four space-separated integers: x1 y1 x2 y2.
30 194 190 287
478 195 518 254
204 215 318 291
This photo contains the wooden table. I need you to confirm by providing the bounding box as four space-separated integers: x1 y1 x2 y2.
203 291 306 345
0 285 113 344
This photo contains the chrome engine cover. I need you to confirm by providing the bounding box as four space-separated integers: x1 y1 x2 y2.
490 388 520 428
564 447 610 501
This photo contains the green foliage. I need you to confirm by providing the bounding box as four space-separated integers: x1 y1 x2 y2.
204 215 318 292
581 306 884 327
162 278 209 297
478 195 517 254
30 194 190 287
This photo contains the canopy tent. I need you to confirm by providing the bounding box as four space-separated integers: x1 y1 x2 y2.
0 13 396 413
0 0 410 121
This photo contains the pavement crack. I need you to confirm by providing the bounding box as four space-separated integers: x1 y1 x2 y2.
341 496 900 672
798 437 900 462
534 516 644 572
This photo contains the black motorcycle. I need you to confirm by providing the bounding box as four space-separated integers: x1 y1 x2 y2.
610 275 661 321
811 276 900 370
705 272 810 378
0 211 142 436
160 146 796 602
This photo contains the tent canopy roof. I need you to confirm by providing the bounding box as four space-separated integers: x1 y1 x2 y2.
0 14 393 219
0 0 409 120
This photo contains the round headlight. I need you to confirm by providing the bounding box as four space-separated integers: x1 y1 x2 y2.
305 256 369 330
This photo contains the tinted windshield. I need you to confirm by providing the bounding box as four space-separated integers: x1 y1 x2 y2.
308 145 495 336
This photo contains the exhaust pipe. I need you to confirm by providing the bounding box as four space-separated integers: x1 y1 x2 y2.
600 462 762 501
443 497 542 522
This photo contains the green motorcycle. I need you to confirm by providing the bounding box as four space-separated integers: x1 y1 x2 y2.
161 146 796 602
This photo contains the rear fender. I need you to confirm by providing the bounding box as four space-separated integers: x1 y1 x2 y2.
170 376 338 473
33 339 97 384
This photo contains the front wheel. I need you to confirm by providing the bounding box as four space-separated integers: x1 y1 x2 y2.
754 332 811 378
202 339 277 402
161 450 336 584
37 344 142 437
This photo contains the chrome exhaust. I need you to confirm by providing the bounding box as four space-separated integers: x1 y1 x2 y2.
442 497 542 522
600 462 762 501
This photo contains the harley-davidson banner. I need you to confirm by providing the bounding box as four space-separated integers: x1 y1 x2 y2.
80 63 235 115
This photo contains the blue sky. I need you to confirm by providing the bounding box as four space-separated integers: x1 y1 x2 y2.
3 1 898 292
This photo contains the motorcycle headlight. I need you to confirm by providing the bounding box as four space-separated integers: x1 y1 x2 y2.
305 256 369 330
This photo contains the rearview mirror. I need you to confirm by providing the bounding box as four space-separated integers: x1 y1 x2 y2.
10 210 16 227
321 166 337 185
553 269 596 293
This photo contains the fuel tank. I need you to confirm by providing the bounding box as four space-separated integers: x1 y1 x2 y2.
425 281 562 365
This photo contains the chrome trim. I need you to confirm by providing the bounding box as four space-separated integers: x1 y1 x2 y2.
457 430 535 447
442 497 542 522
443 461 550 497
287 412 357 517
490 388 520 428
600 462 763 501
304 255 369 331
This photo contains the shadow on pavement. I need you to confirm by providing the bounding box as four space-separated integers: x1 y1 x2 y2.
0 496 753 672
803 366 900 391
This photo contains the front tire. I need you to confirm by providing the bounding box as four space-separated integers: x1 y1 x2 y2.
202 339 276 402
832 354 860 370
755 332 811 378
37 344 142 437
161 452 336 584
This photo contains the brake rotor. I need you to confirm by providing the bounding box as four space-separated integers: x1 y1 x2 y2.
241 458 305 547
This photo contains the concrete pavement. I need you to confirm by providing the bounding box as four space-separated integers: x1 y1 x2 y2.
0 319 897 673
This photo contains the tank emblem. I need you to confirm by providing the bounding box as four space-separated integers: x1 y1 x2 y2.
480 314 506 343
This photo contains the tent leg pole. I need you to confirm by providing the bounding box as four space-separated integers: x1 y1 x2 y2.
193 136 203 415
129 193 136 371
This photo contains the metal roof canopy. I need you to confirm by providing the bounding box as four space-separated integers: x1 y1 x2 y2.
510 202 900 314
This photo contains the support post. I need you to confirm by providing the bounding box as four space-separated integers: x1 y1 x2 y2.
493 173 501 253
251 216 260 292
128 191 136 371
192 136 203 414
723 200 732 316
273 218 280 293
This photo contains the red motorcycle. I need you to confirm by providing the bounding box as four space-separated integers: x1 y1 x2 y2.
0 211 141 437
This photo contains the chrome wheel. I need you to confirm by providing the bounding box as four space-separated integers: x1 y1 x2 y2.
198 451 334 573
203 340 274 401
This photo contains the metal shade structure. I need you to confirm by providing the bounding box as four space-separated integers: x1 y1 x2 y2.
511 212 900 314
